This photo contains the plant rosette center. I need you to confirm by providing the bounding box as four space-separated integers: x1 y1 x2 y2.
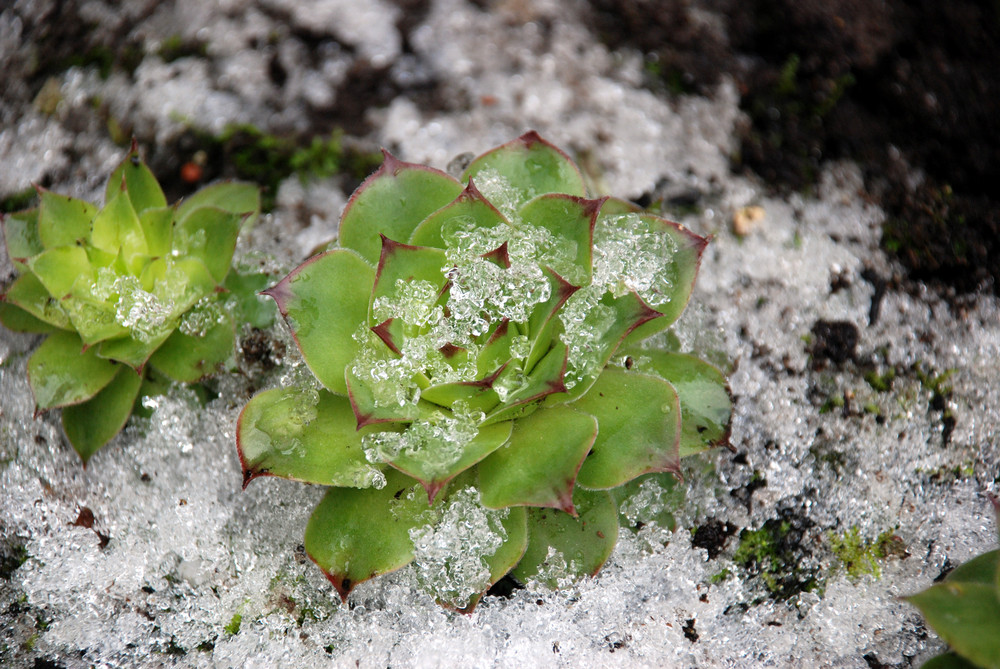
1 140 268 461
237 131 731 610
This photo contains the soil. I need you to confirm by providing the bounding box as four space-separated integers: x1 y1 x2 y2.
585 0 1000 295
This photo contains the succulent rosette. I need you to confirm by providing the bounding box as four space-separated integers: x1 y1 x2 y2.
237 131 731 609
1 141 265 461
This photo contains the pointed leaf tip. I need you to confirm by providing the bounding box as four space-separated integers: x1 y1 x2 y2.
378 148 406 176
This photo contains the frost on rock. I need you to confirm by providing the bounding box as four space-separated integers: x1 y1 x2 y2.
408 488 508 608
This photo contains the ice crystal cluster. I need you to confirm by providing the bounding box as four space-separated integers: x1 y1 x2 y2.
237 132 731 609
0 142 265 461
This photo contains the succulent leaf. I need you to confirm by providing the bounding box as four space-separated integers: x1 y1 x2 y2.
512 487 618 586
37 190 96 248
478 406 596 514
148 314 235 382
573 368 682 489
390 419 513 503
0 301 60 333
265 249 373 396
28 331 118 410
2 144 260 459
906 583 1000 669
62 365 143 463
409 180 508 249
174 182 261 228
622 350 732 457
339 151 463 265
461 131 586 212
3 272 72 330
2 208 43 263
304 468 430 601
238 132 727 607
104 141 167 214
238 388 385 488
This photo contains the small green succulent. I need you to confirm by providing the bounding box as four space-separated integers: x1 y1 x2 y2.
1 141 267 462
906 496 1000 669
237 132 731 609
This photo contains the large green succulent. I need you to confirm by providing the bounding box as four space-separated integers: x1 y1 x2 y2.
237 132 731 609
1 141 266 462
906 497 1000 669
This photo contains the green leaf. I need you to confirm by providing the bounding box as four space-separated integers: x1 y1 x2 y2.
920 652 985 669
91 190 147 266
0 302 60 333
523 268 578 372
390 420 513 502
37 189 96 248
28 331 118 410
512 488 618 587
304 469 430 601
419 380 501 414
454 506 528 612
613 471 684 532
623 350 732 457
906 582 1000 669
483 342 569 425
617 214 708 344
2 208 43 262
97 329 173 370
3 272 71 329
479 405 596 513
945 549 999 586
345 365 429 427
104 144 167 214
238 388 386 488
223 270 277 329
339 151 463 265
141 257 219 315
265 249 375 395
370 237 448 322
174 182 260 228
573 368 681 489
148 314 235 382
409 180 510 249
63 365 143 462
30 245 94 298
462 131 587 212
517 193 602 284
139 206 174 257
172 206 243 283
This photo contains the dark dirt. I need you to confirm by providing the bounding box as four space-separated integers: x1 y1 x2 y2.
585 0 1000 295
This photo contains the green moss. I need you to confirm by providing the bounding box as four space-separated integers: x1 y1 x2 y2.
224 612 242 635
157 34 208 63
864 368 896 393
733 515 819 600
828 527 904 580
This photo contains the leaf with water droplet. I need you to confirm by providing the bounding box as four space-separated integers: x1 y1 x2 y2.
339 151 463 265
63 365 143 463
28 331 118 410
622 350 732 456
512 487 618 587
573 368 681 489
304 468 430 602
148 312 234 382
390 420 512 503
172 206 243 283
265 249 374 396
2 208 43 265
479 405 595 514
409 180 509 249
2 272 71 330
238 387 386 488
461 131 586 211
